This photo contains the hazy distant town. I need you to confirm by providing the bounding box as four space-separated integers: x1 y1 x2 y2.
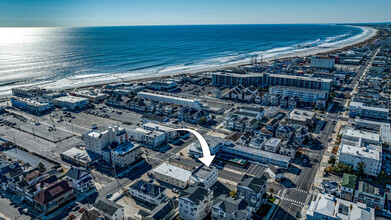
1 23 391 220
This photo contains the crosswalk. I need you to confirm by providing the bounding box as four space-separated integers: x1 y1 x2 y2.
291 188 308 193
282 197 305 206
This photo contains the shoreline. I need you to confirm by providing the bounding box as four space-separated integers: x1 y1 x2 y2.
0 26 382 97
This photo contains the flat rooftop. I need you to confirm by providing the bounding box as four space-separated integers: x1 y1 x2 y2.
287 109 315 121
344 128 380 143
113 142 140 155
153 163 191 182
350 101 389 113
340 143 380 160
138 91 200 103
55 96 89 103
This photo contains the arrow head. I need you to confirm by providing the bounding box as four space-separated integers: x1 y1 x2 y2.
199 155 215 167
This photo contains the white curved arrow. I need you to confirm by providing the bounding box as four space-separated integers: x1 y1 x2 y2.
174 129 215 166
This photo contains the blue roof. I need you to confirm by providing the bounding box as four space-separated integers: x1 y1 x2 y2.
113 142 138 155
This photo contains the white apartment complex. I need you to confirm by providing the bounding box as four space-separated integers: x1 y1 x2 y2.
337 128 382 176
269 86 328 103
83 125 128 155
310 56 335 69
348 101 389 120
190 165 218 189
142 122 178 141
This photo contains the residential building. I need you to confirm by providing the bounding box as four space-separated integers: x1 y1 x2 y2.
211 195 252 220
236 174 267 209
83 125 128 155
264 106 279 119
286 109 316 126
104 142 142 167
269 86 328 104
127 127 165 147
267 165 284 181
129 180 167 206
337 128 382 176
340 174 357 201
179 183 213 220
222 85 258 102
190 165 218 189
266 74 332 91
275 125 296 140
54 96 89 110
354 181 385 210
153 163 192 188
93 199 124 220
212 72 266 87
65 167 94 193
33 180 75 213
306 193 374 220
310 56 335 69
12 86 48 97
348 101 389 120
142 122 177 141
60 147 100 168
137 92 203 110
264 138 282 153
135 198 178 220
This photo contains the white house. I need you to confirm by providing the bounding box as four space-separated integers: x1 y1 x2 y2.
267 165 284 181
65 167 94 193
129 180 167 206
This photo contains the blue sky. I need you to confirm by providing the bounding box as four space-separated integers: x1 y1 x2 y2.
0 0 390 27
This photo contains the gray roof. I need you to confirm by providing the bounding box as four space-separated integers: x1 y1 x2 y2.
358 181 384 196
130 180 166 198
237 174 267 193
66 167 89 180
94 199 123 216
180 184 210 205
213 195 250 218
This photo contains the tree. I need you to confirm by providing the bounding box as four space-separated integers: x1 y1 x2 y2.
269 188 274 194
38 162 46 172
199 117 207 125
229 190 236 198
357 162 366 178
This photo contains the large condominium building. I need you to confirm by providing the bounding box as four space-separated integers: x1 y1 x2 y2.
126 126 165 147
212 72 332 91
306 194 374 220
137 91 203 110
83 125 128 155
348 101 389 121
266 74 332 91
286 109 316 126
337 128 382 176
212 72 266 87
269 86 328 103
310 56 335 69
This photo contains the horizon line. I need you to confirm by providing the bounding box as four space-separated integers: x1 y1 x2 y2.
0 21 390 28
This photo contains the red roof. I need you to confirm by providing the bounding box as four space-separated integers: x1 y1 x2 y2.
34 180 73 205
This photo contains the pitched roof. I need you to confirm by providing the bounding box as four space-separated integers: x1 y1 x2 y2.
130 180 166 198
66 167 89 180
213 195 250 218
80 209 103 220
94 199 123 216
180 184 210 205
33 180 72 205
237 174 267 193
341 173 357 189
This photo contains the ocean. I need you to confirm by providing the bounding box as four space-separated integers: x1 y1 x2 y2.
0 24 366 96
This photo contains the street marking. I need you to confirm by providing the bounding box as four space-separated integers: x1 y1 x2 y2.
282 197 304 206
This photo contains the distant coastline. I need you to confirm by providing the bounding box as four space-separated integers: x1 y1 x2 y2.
0 25 379 97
